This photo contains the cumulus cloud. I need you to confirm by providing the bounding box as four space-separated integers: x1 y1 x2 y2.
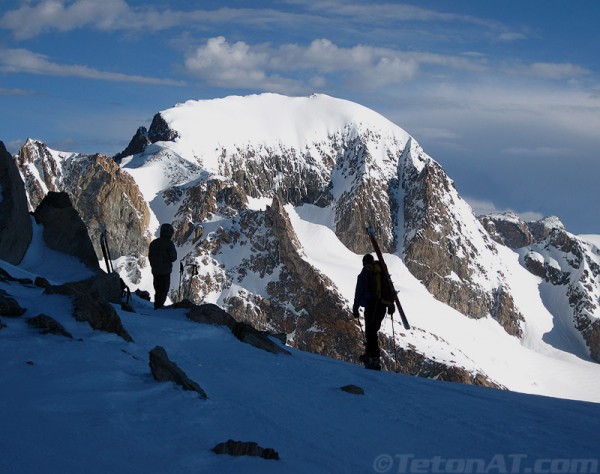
0 48 183 85
184 37 303 93
184 37 438 92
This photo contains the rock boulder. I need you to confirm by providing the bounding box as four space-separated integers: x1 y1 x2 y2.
0 141 32 264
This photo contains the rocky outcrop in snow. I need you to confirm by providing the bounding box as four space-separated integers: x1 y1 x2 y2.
402 156 524 337
481 212 600 362
33 192 100 272
0 141 32 265
479 213 535 249
525 228 600 361
149 345 208 399
16 139 151 262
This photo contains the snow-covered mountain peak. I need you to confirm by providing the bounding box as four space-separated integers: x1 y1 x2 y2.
155 93 414 175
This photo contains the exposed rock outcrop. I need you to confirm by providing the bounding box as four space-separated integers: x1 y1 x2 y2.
113 126 150 162
521 227 600 362
232 321 291 355
479 213 534 248
149 346 208 399
48 272 132 342
340 384 365 395
16 139 151 260
184 302 237 329
211 440 279 460
181 301 291 354
0 141 32 264
147 113 180 143
27 314 73 338
34 192 101 272
403 158 524 337
0 289 26 317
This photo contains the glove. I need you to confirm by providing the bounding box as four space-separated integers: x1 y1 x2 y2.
352 305 360 318
387 304 395 315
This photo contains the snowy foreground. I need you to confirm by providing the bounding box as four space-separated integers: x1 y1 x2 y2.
1 250 600 474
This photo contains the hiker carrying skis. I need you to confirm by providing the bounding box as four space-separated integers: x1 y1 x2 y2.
353 253 395 369
148 223 177 309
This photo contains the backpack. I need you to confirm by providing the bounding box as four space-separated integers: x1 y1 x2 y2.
370 261 396 306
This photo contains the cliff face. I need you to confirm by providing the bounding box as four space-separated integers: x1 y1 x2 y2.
15 139 151 276
402 152 524 337
0 141 32 265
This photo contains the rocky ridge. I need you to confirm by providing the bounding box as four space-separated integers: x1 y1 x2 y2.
479 212 600 361
15 139 151 281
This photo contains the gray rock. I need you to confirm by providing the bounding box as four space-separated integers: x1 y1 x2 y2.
0 141 32 264
33 192 100 272
403 159 524 338
113 126 150 162
48 273 132 342
527 216 565 242
232 322 291 355
479 213 534 249
34 276 51 289
16 140 151 260
27 314 73 338
0 289 26 317
184 302 237 330
50 272 122 304
148 346 207 399
524 228 600 362
211 439 279 460
341 384 365 395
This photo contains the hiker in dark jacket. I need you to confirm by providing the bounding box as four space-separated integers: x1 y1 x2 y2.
353 253 394 368
148 223 177 309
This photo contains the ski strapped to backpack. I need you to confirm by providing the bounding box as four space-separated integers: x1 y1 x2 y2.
365 225 411 330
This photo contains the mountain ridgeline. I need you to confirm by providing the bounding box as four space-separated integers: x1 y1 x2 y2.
7 93 600 386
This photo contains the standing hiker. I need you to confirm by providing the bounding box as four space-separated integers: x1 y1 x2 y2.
352 253 395 369
148 223 177 309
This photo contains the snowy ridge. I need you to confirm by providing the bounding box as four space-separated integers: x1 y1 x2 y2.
161 93 411 170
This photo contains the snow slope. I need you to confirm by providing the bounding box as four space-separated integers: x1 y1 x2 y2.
1 247 599 474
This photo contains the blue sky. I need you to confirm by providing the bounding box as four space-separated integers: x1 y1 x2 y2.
1 1 599 234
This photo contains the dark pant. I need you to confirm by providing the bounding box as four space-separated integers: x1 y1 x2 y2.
364 301 387 358
153 273 170 309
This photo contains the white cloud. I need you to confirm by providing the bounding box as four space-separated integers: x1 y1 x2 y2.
503 146 571 157
0 0 131 38
509 62 591 80
0 48 183 85
184 37 436 92
184 37 303 93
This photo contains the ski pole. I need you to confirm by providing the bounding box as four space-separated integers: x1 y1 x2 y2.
178 260 184 301
388 306 399 372
356 311 366 342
